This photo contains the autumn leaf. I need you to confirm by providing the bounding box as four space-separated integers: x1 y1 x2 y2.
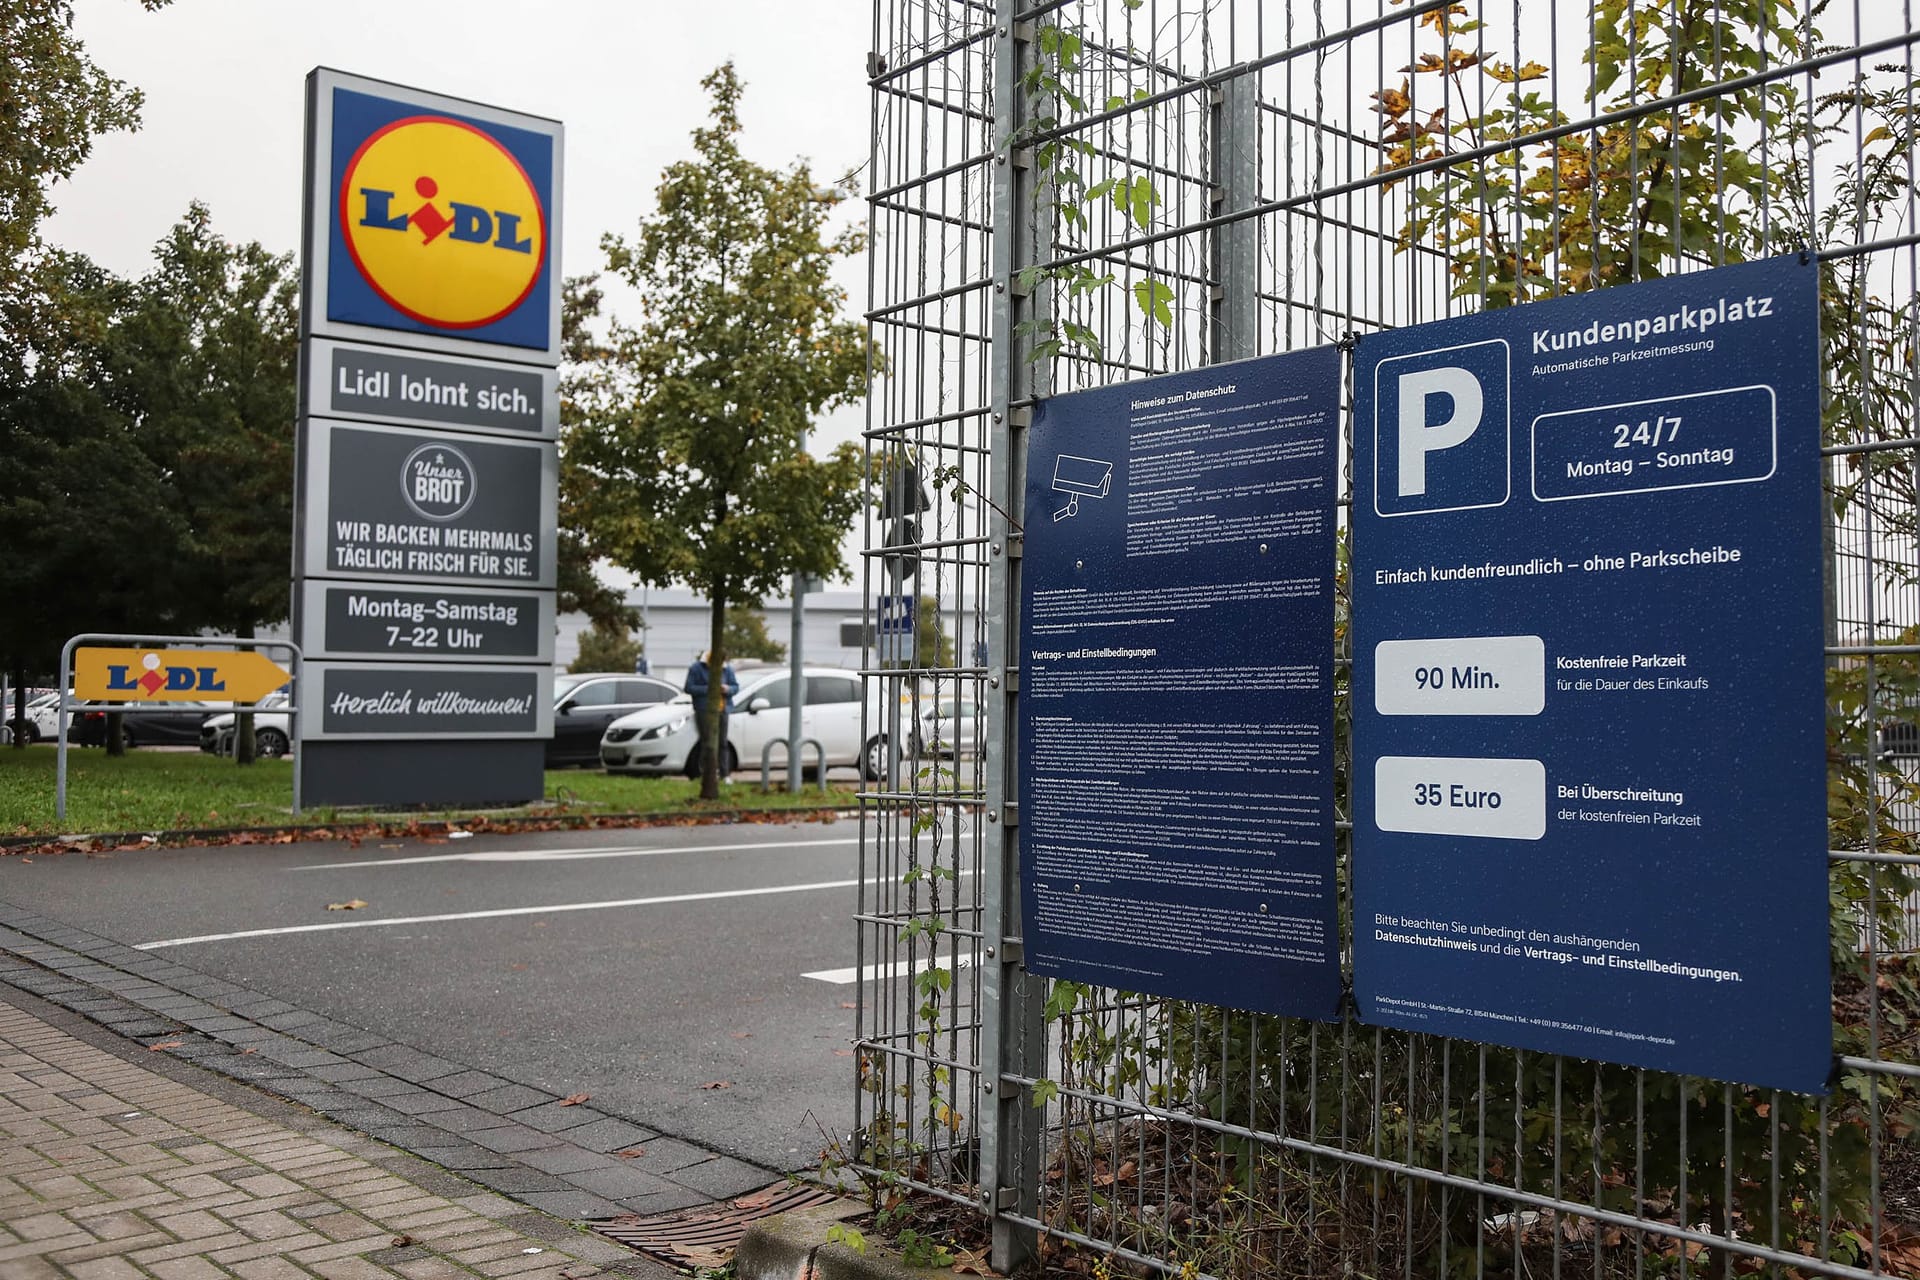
951 1246 1001 1276
700 1081 733 1090
1487 59 1549 83
148 1040 184 1051
558 1093 590 1106
1372 85 1412 118
325 899 368 911
616 1146 647 1159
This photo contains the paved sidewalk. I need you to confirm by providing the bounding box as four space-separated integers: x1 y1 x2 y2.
0 990 670 1279
0 904 774 1221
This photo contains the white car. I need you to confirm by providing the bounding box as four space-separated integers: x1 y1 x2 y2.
600 667 900 780
914 696 984 759
198 691 295 758
10 691 64 743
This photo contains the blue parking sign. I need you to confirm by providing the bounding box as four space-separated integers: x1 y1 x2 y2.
1351 256 1831 1094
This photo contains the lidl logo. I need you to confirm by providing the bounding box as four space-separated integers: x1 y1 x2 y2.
73 648 291 703
327 88 555 350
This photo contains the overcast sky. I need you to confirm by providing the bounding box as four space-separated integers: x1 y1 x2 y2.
49 1 873 285
45 0 880 591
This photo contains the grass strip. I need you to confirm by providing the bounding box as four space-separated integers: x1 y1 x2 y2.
0 744 851 839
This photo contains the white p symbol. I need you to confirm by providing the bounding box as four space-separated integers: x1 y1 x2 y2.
1397 366 1483 496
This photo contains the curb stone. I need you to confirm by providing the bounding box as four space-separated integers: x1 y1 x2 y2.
1 805 861 852
738 1203 933 1280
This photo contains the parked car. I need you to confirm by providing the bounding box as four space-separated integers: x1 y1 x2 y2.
6 690 65 744
72 701 217 748
199 691 295 758
600 666 892 779
548 672 682 768
914 696 984 759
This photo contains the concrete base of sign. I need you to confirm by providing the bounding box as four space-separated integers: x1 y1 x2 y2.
300 740 544 808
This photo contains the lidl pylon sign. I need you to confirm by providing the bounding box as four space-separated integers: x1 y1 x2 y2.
306 71 563 360
296 69 560 808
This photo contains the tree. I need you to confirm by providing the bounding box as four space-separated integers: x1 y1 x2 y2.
0 0 169 352
0 251 182 749
724 610 786 663
566 64 871 798
103 204 297 762
0 207 297 759
1 0 171 744
568 616 644 674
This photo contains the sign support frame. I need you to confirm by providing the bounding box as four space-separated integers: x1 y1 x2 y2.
57 633 306 820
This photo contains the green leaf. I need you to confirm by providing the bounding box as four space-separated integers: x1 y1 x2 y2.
1127 174 1160 229
1132 277 1175 328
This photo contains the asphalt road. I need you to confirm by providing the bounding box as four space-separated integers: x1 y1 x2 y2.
0 819 877 1173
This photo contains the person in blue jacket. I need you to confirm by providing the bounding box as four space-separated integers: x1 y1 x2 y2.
685 651 739 775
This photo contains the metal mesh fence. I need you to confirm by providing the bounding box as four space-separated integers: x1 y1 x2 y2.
858 2 1920 1276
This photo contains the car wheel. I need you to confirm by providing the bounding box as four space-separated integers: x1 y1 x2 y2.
862 735 889 782
256 728 291 758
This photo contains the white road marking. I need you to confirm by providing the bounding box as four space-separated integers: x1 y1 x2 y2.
803 952 978 985
292 836 862 871
134 878 861 950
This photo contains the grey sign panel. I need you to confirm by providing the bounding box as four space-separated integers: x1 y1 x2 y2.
299 417 557 588
302 662 554 740
308 339 557 438
299 580 554 662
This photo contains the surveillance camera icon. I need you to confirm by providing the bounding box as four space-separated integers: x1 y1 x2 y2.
1051 453 1112 521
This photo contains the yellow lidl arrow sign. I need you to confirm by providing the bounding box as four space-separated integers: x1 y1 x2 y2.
74 647 291 703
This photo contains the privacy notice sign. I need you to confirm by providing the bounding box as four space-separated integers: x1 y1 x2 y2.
1019 348 1344 1020
1350 256 1830 1092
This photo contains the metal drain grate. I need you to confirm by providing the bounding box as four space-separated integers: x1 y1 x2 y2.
590 1180 848 1267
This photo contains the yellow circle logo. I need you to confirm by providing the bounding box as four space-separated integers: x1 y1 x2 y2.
339 116 546 330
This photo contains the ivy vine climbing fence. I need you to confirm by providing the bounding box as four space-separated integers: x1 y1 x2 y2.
856 2 1920 1277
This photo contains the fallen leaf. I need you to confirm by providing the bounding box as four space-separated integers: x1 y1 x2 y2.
731 1031 753 1039
840 1002 856 1009
392 1234 417 1248
678 1246 731 1269
951 1245 1001 1276
616 1146 647 1159
240 1048 258 1055
700 1080 733 1090
326 899 368 911
148 1040 184 1051
558 1093 590 1106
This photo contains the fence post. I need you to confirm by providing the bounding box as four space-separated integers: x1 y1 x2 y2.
1211 70 1261 364
979 10 1045 1273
